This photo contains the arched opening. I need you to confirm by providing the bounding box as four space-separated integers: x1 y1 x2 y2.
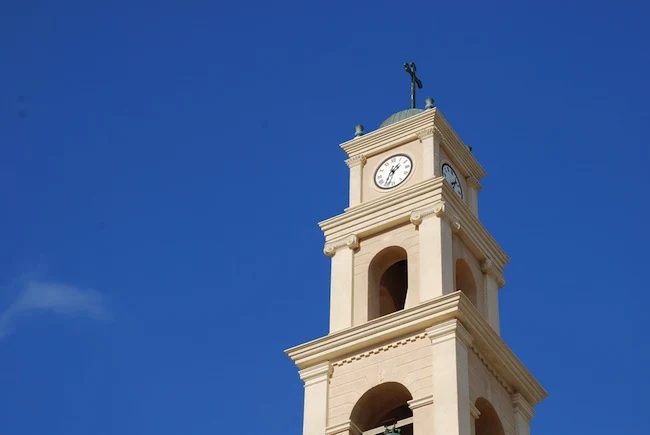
350 382 413 434
368 247 408 321
456 258 478 306
474 397 505 435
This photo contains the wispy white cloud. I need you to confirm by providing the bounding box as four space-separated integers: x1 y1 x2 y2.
0 281 107 341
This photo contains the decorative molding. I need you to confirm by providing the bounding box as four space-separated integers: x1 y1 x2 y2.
298 361 332 386
345 154 367 168
512 393 535 421
285 292 548 406
410 201 462 233
466 175 483 191
332 333 427 367
470 345 514 395
416 127 434 142
408 395 434 410
324 234 359 257
481 258 506 288
326 420 362 435
470 403 481 419
426 318 472 348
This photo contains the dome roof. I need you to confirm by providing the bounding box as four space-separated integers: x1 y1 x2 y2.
379 108 424 128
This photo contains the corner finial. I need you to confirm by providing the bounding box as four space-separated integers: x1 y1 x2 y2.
354 124 365 138
425 97 435 109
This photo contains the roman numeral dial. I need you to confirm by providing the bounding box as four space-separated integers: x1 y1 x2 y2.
374 154 413 190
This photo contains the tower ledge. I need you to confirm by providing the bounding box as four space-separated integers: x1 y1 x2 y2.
285 291 548 407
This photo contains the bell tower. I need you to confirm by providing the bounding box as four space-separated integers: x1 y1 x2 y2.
286 64 547 435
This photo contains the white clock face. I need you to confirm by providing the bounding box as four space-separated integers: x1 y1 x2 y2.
442 163 463 198
374 154 413 189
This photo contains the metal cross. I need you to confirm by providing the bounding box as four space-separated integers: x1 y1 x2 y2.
404 62 423 109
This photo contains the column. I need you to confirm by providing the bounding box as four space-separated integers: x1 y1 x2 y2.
410 201 457 302
426 319 473 435
408 395 434 435
324 234 359 333
512 393 535 435
299 362 332 435
346 155 366 208
481 259 505 335
465 176 482 217
417 127 436 179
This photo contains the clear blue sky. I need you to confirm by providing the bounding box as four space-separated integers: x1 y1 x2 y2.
1 1 649 434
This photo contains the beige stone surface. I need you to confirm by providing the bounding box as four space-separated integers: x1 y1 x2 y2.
286 107 546 434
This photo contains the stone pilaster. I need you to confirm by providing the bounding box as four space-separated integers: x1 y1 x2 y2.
481 258 505 334
345 154 366 208
512 393 535 435
408 395 434 435
426 319 473 435
299 362 332 435
324 235 359 332
411 201 459 302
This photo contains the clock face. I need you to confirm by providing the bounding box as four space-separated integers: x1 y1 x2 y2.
442 163 463 198
374 154 413 189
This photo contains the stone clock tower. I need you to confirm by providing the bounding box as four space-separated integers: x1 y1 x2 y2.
285 77 547 435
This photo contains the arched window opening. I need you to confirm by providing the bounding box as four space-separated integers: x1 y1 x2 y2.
368 247 408 321
456 259 478 306
350 382 413 435
474 397 505 435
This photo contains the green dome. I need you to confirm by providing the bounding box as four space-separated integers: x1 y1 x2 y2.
379 108 424 128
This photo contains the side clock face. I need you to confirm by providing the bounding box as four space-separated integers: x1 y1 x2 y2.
374 154 413 189
442 163 463 198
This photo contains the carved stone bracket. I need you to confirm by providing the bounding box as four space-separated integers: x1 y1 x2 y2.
408 395 434 410
470 403 481 420
299 361 332 387
324 234 359 257
416 127 434 142
345 154 367 168
512 393 535 421
466 175 483 191
426 319 472 348
481 258 506 288
410 201 461 233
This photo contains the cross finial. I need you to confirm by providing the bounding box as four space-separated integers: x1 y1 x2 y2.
404 62 423 109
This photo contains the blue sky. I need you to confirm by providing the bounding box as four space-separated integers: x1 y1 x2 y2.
1 0 649 433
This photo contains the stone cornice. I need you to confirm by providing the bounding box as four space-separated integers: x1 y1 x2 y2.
298 361 332 386
332 333 427 367
512 392 535 420
408 395 434 410
339 108 486 182
285 292 548 407
323 234 359 257
319 179 509 276
345 154 367 168
434 111 487 180
416 127 435 142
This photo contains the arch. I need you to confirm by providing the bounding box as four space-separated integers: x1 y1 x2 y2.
368 246 408 321
456 258 478 306
350 382 413 433
475 397 505 435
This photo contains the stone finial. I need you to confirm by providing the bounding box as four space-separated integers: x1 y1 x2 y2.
354 124 364 138
425 97 435 109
